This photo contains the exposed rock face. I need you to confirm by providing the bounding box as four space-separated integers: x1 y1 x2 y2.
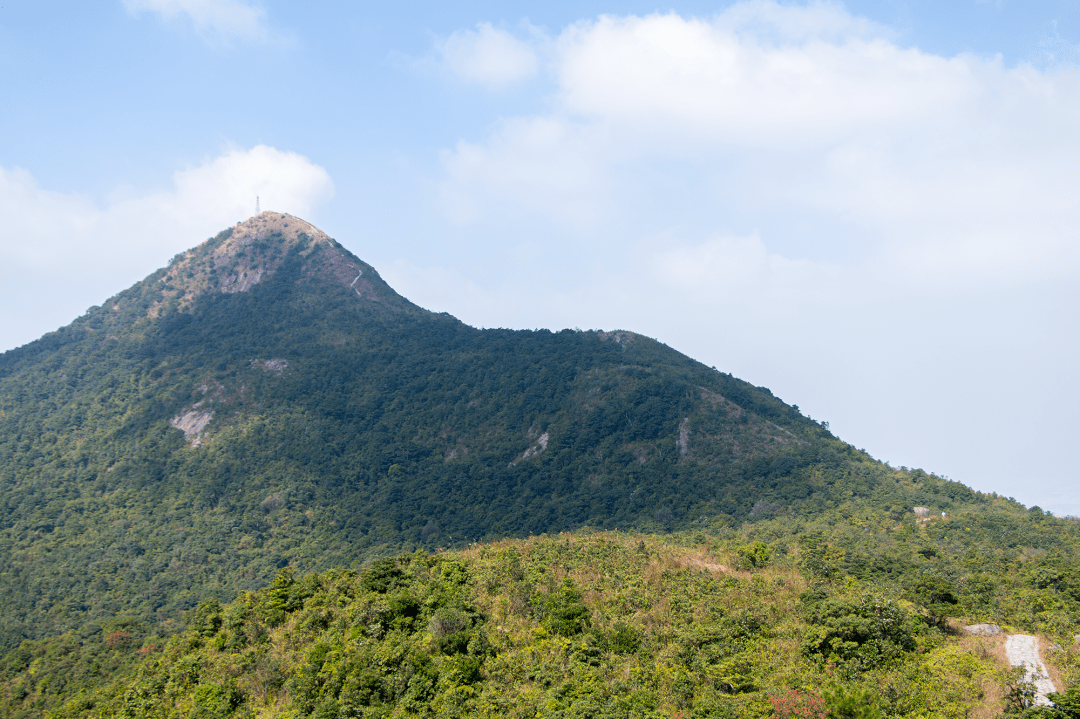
695 387 804 458
522 432 549 459
219 268 265 294
677 418 690 456
143 212 406 320
169 409 213 446
252 358 289 374
597 330 636 346
512 432 549 465
963 623 1002 636
1005 634 1056 707
914 506 930 518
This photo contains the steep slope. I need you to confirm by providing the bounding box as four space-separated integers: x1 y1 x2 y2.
0 214 1017 648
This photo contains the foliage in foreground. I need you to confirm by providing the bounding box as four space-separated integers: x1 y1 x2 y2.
3 527 1079 719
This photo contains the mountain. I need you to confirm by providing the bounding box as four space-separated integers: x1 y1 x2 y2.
0 213 1048 650
2 213 1080 719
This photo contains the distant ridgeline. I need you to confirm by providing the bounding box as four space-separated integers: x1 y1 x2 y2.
0 212 1075 662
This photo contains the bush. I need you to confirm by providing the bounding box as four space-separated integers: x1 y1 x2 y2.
768 688 827 719
429 606 474 654
910 575 960 625
609 621 640 654
188 600 222 637
735 541 772 570
800 592 917 672
798 532 844 580
191 681 245 717
1043 685 1080 718
822 683 882 719
535 580 592 637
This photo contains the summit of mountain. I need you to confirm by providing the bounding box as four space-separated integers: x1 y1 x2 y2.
0 215 1040 650
151 211 412 310
0 212 419 380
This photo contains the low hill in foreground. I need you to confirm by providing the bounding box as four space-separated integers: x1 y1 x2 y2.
3 525 1080 718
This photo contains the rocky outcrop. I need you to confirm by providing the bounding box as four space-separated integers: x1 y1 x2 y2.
251 358 289 374
169 409 213 446
677 418 690 456
512 432 549 465
963 623 1002 636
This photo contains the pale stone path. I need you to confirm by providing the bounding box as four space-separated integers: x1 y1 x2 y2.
1005 634 1056 707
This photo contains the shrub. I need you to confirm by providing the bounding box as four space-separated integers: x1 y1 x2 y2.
535 580 592 637
910 575 960 625
191 681 244 717
768 688 827 719
735 541 772 570
188 601 222 637
800 592 917 672
822 683 883 719
798 532 844 580
1043 685 1080 718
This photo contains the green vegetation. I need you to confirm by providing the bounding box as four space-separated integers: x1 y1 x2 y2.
0 215 997 648
0 214 1078 716
3 525 1079 718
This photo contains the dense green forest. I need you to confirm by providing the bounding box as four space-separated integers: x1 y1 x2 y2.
0 213 1076 716
2 516 1079 718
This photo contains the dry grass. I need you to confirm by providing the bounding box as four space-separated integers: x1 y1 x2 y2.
940 627 1073 718
458 531 1049 719
1036 631 1067 693
674 548 737 577
962 629 1068 695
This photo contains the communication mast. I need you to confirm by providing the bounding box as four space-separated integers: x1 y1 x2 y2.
256 196 260 214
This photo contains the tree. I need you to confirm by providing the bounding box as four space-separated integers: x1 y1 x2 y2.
910 575 960 626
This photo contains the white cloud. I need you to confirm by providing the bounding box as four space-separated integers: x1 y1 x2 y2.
555 13 967 143
436 23 540 89
712 0 886 43
0 145 333 350
639 231 833 294
438 117 611 226
122 0 272 43
0 167 100 268
437 2 1080 282
159 144 333 228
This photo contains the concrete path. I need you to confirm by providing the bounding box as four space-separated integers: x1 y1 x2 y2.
1005 634 1056 707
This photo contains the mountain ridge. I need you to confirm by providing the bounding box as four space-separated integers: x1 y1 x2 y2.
0 214 1033 651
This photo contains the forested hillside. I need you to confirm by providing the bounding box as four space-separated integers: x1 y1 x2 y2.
3 516 1079 718
0 213 1076 718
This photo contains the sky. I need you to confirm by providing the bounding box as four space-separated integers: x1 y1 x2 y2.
1 0 1078 516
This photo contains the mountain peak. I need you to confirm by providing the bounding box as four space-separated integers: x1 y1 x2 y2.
139 212 412 319
234 211 333 249
157 211 333 307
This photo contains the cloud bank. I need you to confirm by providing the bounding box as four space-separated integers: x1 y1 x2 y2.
437 2 1080 283
436 23 540 90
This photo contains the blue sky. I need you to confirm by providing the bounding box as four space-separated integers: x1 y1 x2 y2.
2 0 1078 515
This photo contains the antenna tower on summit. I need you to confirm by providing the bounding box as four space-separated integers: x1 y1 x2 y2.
256 196 260 214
